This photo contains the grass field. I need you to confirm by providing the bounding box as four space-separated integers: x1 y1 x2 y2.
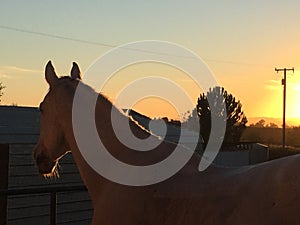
268 145 300 160
241 127 300 160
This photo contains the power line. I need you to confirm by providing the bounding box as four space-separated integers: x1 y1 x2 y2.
0 25 194 59
0 25 116 48
0 24 272 67
204 58 269 67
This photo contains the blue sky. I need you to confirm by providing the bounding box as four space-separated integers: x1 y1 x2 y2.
1 1 300 120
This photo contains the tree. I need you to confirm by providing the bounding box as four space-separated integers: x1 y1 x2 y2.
182 109 199 131
252 119 266 128
196 86 247 148
267 122 278 128
0 82 5 104
250 120 279 128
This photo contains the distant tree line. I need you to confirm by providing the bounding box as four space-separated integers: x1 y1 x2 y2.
249 119 278 128
249 119 300 129
242 126 300 146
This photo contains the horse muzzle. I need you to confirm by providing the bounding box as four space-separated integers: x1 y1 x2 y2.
34 146 57 175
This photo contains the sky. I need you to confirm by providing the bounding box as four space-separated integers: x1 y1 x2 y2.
1 0 300 122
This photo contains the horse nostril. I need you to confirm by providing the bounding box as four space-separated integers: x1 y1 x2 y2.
35 153 48 164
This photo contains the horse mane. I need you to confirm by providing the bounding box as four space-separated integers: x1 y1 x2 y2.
65 77 149 132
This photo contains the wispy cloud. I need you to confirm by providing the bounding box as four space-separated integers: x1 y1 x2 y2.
1 66 42 74
264 79 281 90
0 72 12 79
268 79 280 84
0 65 43 80
264 78 300 92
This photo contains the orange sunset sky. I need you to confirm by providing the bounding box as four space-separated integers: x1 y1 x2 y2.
1 1 300 123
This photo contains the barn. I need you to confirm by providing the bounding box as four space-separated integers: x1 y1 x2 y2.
0 106 93 225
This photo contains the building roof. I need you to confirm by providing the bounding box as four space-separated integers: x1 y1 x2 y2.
0 106 202 146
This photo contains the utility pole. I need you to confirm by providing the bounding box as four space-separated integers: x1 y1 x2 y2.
275 67 294 149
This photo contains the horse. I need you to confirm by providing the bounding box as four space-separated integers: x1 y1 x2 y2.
34 61 300 225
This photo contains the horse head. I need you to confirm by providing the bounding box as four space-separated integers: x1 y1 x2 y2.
34 61 81 177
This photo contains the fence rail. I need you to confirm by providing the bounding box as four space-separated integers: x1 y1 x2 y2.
0 185 88 225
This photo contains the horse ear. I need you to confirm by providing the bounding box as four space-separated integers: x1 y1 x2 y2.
71 62 82 80
45 61 59 87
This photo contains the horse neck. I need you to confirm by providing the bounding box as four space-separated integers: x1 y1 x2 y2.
93 94 153 160
55 81 164 197
55 82 113 199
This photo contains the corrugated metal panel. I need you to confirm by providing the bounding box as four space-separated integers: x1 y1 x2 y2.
7 144 93 224
0 106 40 143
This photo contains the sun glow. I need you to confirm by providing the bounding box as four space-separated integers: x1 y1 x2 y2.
286 70 300 120
101 62 202 120
132 97 180 120
263 70 300 125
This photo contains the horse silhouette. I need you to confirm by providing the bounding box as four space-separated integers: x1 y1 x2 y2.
34 61 300 225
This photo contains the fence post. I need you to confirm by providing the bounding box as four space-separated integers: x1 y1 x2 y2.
50 192 57 225
0 144 9 225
